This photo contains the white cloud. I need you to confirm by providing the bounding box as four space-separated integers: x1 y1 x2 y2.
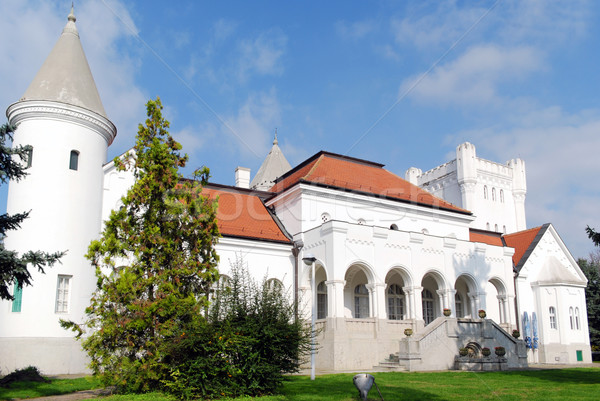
335 20 377 40
237 29 287 81
222 89 282 160
0 0 147 157
401 45 542 106
449 108 600 258
390 3 485 49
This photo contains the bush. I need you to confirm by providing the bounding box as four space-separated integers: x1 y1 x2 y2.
0 366 49 387
162 256 311 399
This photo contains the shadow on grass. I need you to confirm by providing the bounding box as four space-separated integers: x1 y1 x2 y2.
501 368 600 385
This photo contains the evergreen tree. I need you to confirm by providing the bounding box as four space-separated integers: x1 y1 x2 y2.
0 123 63 300
578 252 600 350
62 98 220 391
586 226 600 247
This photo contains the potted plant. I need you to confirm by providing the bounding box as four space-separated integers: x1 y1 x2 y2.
404 328 413 337
481 347 491 357
495 346 506 357
478 309 486 318
443 308 451 317
459 347 468 356
512 329 520 339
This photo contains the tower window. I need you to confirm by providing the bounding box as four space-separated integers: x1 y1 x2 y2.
26 147 33 168
55 275 72 313
69 150 79 170
484 186 488 199
12 281 23 312
492 188 496 201
500 189 504 203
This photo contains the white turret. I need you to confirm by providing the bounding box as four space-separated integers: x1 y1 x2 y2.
0 8 116 374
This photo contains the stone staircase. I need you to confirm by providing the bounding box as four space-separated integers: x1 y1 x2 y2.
376 317 528 371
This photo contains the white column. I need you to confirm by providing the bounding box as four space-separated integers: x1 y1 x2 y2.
412 286 424 321
326 280 345 319
366 283 376 318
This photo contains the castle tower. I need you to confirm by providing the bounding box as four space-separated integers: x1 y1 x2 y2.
406 142 527 234
0 8 116 374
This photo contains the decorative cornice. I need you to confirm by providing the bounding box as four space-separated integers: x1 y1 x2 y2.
6 100 117 146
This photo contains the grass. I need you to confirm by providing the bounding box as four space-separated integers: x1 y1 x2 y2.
2 369 599 400
0 375 102 400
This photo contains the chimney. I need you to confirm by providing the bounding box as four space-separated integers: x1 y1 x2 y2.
235 167 251 189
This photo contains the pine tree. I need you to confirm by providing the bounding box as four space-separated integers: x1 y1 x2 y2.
62 98 220 391
578 252 600 350
586 226 600 247
0 123 63 300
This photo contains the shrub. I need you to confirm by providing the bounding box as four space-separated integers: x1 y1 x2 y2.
162 255 311 399
0 366 49 387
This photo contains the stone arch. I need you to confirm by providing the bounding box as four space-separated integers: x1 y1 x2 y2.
385 266 413 320
420 270 449 325
486 277 508 323
344 261 376 319
454 273 478 318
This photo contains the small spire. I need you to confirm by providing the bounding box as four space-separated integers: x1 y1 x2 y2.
273 128 278 145
68 3 76 22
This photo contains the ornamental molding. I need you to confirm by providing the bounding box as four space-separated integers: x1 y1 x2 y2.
6 100 117 145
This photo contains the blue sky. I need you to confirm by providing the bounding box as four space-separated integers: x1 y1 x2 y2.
1 0 599 258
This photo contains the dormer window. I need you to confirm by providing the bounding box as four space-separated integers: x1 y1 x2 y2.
69 150 79 170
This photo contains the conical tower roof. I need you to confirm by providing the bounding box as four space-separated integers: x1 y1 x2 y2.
20 7 107 118
250 132 292 191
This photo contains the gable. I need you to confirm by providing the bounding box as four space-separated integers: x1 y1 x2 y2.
507 224 586 286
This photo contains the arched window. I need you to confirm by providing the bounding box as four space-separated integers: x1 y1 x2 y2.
390 224 398 230
549 306 557 329
266 278 284 293
422 289 434 325
317 281 327 319
484 186 488 199
69 150 79 170
455 293 463 318
569 307 574 330
503 225 507 234
492 188 496 201
354 284 369 318
575 307 580 330
387 284 404 320
500 189 504 203
486 222 490 230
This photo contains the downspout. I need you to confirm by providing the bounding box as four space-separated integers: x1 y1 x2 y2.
292 240 304 319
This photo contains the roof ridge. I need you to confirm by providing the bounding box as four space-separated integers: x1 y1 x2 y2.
304 154 324 181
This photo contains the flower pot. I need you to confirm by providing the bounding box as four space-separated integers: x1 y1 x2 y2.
459 348 468 356
481 348 491 357
495 347 506 357
512 330 520 339
478 310 486 318
404 328 413 337
443 309 451 317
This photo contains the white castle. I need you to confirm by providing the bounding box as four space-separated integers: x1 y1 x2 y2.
0 10 591 374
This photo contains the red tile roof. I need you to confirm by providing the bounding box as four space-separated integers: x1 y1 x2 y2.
270 152 469 214
470 229 503 246
503 226 545 267
202 185 291 244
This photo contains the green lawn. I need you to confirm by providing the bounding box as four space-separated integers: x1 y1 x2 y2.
2 369 599 400
0 376 102 400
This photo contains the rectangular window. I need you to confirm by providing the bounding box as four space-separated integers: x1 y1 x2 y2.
12 282 23 312
26 147 33 168
55 275 72 313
